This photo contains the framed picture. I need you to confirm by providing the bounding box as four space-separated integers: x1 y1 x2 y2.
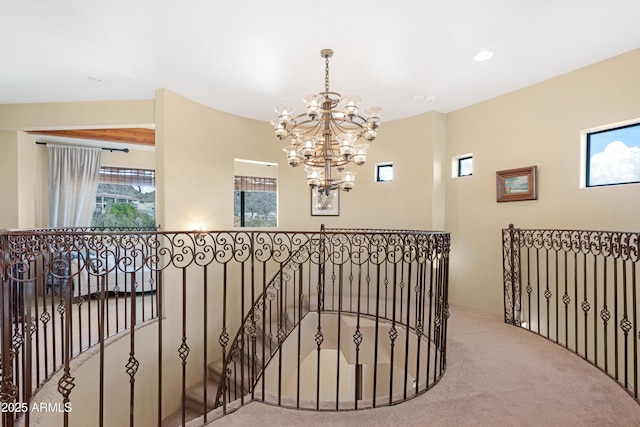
311 188 340 216
496 166 537 202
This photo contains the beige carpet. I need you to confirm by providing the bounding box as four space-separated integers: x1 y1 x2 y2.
210 306 640 427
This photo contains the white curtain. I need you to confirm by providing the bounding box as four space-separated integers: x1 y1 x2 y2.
48 144 102 227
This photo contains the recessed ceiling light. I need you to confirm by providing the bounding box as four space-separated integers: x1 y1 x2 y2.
474 50 494 62
410 94 437 104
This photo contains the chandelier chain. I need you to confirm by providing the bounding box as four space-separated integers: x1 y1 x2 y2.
325 55 330 93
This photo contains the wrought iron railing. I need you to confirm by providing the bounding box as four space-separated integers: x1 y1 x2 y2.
1 227 450 427
0 228 159 427
503 224 640 403
215 227 450 416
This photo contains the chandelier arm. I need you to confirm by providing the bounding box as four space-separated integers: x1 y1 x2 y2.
328 118 367 133
290 107 368 127
302 154 350 167
287 110 369 132
326 110 368 123
289 114 319 125
286 121 322 142
318 91 341 102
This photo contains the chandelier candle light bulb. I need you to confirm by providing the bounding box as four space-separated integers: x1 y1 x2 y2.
353 143 369 165
342 95 361 117
273 49 381 196
303 94 325 118
338 133 356 157
340 171 357 191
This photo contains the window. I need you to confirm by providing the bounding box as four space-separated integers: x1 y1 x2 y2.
586 122 640 187
458 156 473 177
375 163 394 182
234 176 277 227
92 167 156 227
234 159 278 228
452 154 473 177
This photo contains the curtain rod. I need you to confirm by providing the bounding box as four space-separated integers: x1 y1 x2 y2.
35 141 129 153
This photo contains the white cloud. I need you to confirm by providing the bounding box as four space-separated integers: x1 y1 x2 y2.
589 141 640 185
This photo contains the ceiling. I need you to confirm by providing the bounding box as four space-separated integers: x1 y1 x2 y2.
2 1 640 124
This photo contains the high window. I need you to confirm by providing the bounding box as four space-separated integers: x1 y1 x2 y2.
452 154 473 177
457 156 473 177
586 122 640 187
375 163 394 182
92 167 156 227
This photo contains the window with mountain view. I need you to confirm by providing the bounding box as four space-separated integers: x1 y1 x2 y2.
92 167 156 228
234 175 277 227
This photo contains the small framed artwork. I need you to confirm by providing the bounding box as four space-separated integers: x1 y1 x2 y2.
496 166 537 202
311 188 340 216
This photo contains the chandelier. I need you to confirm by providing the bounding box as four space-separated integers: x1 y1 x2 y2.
272 49 381 195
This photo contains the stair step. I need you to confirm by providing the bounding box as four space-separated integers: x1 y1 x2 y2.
161 378 220 426
209 359 254 387
161 295 310 426
185 377 220 412
161 405 202 427
210 325 280 378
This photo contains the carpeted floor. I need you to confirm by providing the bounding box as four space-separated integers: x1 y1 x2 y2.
210 306 640 427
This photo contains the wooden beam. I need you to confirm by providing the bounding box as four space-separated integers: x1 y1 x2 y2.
26 128 155 146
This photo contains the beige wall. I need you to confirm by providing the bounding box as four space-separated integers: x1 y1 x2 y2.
234 158 278 179
445 48 640 317
155 89 276 231
0 100 154 131
17 131 42 228
28 323 159 427
0 131 19 228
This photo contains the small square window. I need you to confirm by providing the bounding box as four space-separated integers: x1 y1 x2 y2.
375 163 393 182
458 156 473 177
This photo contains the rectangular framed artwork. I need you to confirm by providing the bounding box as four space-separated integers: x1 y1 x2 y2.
496 166 537 202
311 188 340 216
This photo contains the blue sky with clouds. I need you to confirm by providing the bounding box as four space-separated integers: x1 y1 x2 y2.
589 124 640 186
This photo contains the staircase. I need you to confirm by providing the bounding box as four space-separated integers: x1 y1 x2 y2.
161 295 310 426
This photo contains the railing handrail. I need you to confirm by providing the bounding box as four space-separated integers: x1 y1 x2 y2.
503 223 640 404
323 226 447 235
